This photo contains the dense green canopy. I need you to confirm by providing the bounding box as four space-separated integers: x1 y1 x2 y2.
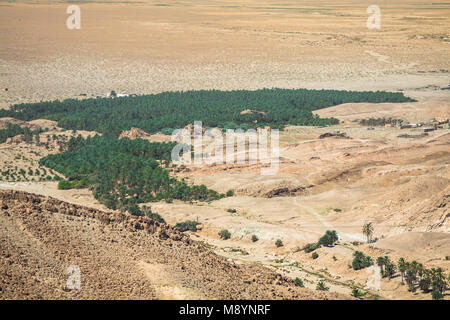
40 135 225 211
1 88 415 135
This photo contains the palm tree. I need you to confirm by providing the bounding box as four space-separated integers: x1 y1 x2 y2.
398 258 407 284
383 257 396 280
362 222 374 243
376 256 385 276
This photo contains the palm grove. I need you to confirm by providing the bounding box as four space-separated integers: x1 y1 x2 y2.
40 135 227 213
0 88 415 135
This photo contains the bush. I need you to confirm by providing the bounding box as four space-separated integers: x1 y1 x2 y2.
275 239 283 247
432 289 444 300
176 220 200 232
317 230 338 247
312 252 319 259
128 204 143 216
142 206 165 223
304 243 319 253
352 251 373 270
218 229 231 240
251 235 259 242
226 208 237 213
226 190 234 197
351 288 363 298
57 179 72 190
316 280 329 291
294 278 304 287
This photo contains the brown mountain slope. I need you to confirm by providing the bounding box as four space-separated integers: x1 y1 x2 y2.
0 190 346 300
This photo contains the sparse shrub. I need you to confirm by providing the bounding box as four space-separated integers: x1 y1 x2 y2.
333 208 342 212
304 243 319 253
165 198 173 203
226 208 237 213
142 206 165 223
275 239 283 247
251 235 259 242
351 287 363 298
226 190 234 197
218 229 231 240
176 220 200 232
312 252 319 259
294 278 304 287
316 280 329 291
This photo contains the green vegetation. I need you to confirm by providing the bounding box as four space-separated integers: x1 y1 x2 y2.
251 234 259 243
348 252 448 299
359 117 403 127
317 230 339 247
141 206 165 223
316 280 329 291
226 208 237 213
175 220 200 232
1 89 415 135
218 229 231 240
57 177 89 190
312 252 319 259
226 190 234 197
351 287 364 298
362 222 374 243
397 258 447 299
275 239 284 247
303 243 320 253
376 256 397 279
0 162 61 183
40 135 226 212
352 251 373 270
0 123 44 144
294 277 304 287
302 230 338 254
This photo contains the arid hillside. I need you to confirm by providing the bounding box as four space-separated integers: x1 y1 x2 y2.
0 189 346 299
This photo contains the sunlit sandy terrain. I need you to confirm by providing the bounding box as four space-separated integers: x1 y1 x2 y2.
0 1 449 300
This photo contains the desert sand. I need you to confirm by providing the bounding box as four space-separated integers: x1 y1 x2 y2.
0 0 449 300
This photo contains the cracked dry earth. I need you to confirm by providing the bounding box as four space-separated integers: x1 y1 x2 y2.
0 190 346 300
